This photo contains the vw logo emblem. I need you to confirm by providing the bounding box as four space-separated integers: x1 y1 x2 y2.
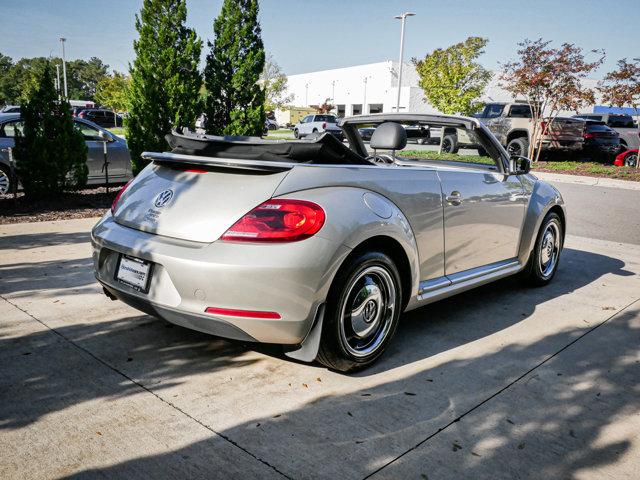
363 300 377 323
154 189 174 208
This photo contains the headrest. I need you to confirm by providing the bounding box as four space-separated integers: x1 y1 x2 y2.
369 122 407 150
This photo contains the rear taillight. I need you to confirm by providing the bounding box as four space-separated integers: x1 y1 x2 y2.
540 121 547 134
322 122 327 129
111 180 133 215
220 199 325 242
79 111 86 118
583 132 595 139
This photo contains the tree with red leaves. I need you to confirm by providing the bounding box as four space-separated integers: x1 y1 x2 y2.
500 39 604 162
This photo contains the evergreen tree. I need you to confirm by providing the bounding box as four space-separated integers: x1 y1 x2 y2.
204 0 265 136
127 0 202 174
14 61 87 198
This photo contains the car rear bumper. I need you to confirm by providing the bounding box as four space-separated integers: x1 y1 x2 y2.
91 214 351 344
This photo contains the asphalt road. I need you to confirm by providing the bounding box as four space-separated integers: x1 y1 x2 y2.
550 181 640 245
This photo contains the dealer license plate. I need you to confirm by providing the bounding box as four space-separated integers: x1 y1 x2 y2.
115 255 152 293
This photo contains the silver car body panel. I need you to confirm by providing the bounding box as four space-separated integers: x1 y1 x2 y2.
92 113 565 349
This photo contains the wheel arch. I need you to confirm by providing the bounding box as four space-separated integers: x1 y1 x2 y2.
340 235 413 310
517 179 567 267
507 129 529 144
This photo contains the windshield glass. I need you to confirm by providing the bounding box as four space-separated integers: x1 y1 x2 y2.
352 120 499 170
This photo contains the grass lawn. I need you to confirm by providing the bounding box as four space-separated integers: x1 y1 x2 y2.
403 150 640 181
265 128 294 139
106 127 125 136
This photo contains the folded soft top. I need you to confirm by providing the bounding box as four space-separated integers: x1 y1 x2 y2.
165 130 369 165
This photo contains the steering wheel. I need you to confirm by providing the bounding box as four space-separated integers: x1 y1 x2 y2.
365 154 396 165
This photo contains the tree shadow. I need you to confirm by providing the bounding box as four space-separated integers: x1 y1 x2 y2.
0 231 91 250
58 307 640 479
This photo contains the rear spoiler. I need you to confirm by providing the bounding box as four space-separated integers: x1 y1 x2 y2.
141 151 297 172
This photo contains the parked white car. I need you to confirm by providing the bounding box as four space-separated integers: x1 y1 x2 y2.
294 114 343 140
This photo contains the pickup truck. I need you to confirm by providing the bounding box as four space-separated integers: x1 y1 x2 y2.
573 113 640 152
294 114 343 140
475 102 584 157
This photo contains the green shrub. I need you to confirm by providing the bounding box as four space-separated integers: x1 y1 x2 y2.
14 61 87 198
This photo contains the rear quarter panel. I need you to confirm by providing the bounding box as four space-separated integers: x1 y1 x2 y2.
273 164 446 304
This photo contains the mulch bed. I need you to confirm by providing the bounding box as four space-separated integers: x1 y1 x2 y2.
0 187 119 225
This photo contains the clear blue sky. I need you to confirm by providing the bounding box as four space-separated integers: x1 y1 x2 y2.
2 0 639 78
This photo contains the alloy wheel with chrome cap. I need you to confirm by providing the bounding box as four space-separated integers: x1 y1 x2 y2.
524 211 564 286
318 251 403 372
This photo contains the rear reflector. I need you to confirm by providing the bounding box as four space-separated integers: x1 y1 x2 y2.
111 179 133 215
220 199 325 242
205 307 281 319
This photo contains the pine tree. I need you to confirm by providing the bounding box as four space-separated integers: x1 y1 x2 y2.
204 0 265 136
127 0 202 174
14 61 87 198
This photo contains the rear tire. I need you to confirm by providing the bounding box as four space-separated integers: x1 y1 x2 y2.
0 164 12 195
317 251 402 372
523 212 563 286
294 129 300 139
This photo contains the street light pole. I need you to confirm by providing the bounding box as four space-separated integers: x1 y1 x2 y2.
55 64 61 95
394 12 415 112
305 82 310 106
363 77 369 115
331 80 336 103
59 37 68 98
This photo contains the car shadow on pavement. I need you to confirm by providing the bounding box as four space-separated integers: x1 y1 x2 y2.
357 247 633 375
58 305 640 479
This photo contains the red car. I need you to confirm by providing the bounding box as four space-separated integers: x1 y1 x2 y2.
614 149 638 167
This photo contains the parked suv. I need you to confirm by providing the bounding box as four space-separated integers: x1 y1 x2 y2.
579 120 620 161
476 102 584 157
294 114 342 140
77 108 122 128
573 113 639 152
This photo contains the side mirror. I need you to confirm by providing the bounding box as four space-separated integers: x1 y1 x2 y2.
509 155 531 175
99 130 113 142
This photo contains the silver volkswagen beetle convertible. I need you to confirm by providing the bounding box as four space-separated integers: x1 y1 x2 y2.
92 113 565 372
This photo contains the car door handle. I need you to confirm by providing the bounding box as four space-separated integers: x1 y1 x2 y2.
446 191 463 206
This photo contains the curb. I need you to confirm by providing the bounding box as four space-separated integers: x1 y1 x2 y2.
533 171 640 191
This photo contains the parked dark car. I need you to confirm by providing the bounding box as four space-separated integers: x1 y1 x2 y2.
77 108 122 128
581 120 620 161
0 114 132 195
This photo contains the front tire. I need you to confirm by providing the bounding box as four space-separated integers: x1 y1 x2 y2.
624 151 638 167
507 137 529 158
441 134 458 154
294 129 300 139
317 251 402 372
0 164 12 195
524 212 563 286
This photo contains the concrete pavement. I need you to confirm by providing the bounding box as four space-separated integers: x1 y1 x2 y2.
1 207 639 478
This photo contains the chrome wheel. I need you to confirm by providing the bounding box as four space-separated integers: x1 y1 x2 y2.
0 169 10 195
538 221 561 278
339 266 396 358
624 153 638 168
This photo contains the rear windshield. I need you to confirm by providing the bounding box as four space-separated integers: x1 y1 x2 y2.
315 115 336 123
585 122 610 131
607 115 634 128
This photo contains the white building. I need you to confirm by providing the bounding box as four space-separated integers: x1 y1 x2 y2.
285 61 601 117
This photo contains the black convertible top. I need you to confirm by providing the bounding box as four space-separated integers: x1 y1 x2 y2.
166 130 369 165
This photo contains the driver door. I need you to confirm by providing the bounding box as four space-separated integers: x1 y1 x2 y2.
438 162 527 276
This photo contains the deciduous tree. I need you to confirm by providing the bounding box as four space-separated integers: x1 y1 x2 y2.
14 61 87 198
203 0 265 136
127 0 202 174
500 39 604 161
260 53 293 111
413 37 492 115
